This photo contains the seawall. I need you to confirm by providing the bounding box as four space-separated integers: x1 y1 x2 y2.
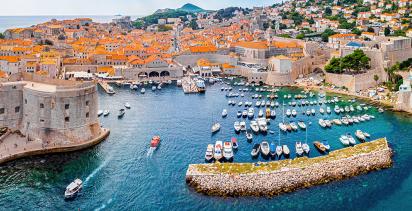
0 128 110 165
186 138 393 197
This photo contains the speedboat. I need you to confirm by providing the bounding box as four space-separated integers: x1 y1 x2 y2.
124 103 131 109
157 84 162 90
246 130 253 141
152 86 156 91
333 119 342 125
326 107 331 114
223 142 234 161
291 109 297 117
221 109 228 118
311 108 316 115
65 179 83 199
251 143 260 157
322 140 330 150
255 101 261 107
324 119 332 127
265 108 271 119
347 133 356 145
363 131 371 138
98 110 103 117
240 121 247 131
237 111 242 118
247 108 254 118
286 109 291 117
211 123 221 133
258 109 264 117
257 118 268 133
279 122 287 132
140 88 146 94
250 121 260 133
205 144 214 162
260 141 270 157
283 145 290 158
103 110 110 116
214 141 223 161
339 135 350 146
242 109 248 118
118 109 125 118
298 121 306 129
276 145 283 157
334 106 340 114
355 130 366 142
318 119 327 128
270 110 276 118
150 136 161 149
302 143 310 154
295 142 304 156
289 122 298 131
234 121 241 133
238 102 243 107
306 109 311 116
319 107 325 114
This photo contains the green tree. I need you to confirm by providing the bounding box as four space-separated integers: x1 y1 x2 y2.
351 28 362 35
158 25 173 32
0 33 4 39
133 20 144 29
325 49 370 74
384 27 391 36
374 74 379 85
189 19 198 30
296 33 305 39
321 28 336 42
325 7 332 16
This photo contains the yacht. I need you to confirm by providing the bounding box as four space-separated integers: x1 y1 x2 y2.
223 142 234 161
214 141 223 161
65 179 83 199
260 141 270 157
205 144 214 162
295 142 304 156
211 123 221 133
250 121 260 133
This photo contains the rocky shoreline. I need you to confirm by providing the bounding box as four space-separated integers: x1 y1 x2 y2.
186 138 393 197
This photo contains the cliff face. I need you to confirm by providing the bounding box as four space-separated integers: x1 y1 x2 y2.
186 138 393 197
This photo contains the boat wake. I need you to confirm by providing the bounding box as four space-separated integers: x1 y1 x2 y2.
94 198 113 211
146 147 155 157
84 156 112 186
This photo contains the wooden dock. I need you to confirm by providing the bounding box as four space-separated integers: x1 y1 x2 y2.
182 77 199 94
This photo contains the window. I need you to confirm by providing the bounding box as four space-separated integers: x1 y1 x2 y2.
65 117 70 122
65 104 70 109
25 99 27 104
40 103 44 108
40 119 45 123
86 112 89 118
15 106 20 113
86 101 89 106
0 108 4 114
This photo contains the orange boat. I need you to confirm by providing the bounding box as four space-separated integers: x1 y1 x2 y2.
150 136 161 149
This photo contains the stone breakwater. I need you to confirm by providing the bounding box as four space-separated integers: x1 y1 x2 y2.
186 138 393 197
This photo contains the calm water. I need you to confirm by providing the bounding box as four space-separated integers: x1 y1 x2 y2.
0 16 140 32
1 81 412 210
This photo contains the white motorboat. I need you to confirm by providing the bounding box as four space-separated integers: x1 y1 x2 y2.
250 121 260 133
238 102 243 106
255 101 261 107
157 84 162 90
214 141 223 161
270 101 275 107
211 123 221 133
279 122 288 132
355 130 366 141
247 108 254 118
339 135 350 146
334 106 340 114
283 144 290 157
223 142 234 161
260 141 270 156
270 110 276 118
257 118 268 132
324 119 332 127
289 122 298 131
258 109 264 117
152 86 157 91
298 121 306 129
306 109 311 116
97 110 103 117
242 109 248 118
124 103 131 109
286 109 291 117
234 121 241 132
311 108 316 115
221 109 228 118
295 142 304 156
291 109 297 117
176 80 182 86
246 131 253 141
319 107 325 114
205 144 214 161
318 119 327 128
103 110 110 116
302 143 310 154
65 179 83 199
251 144 260 157
326 106 331 114
333 119 342 125
276 145 283 157
240 121 247 131
140 88 146 94
347 134 356 145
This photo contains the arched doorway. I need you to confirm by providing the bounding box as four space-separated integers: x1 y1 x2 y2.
149 71 160 77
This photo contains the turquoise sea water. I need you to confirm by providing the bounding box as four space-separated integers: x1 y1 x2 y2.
0 81 412 210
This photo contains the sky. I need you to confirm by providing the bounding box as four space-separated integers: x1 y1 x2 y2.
0 0 279 16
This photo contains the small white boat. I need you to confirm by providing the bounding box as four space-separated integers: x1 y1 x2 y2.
319 107 325 114
257 118 268 133
318 119 327 128
247 108 254 118
298 121 306 129
240 121 247 131
326 106 331 114
234 121 241 132
140 88 146 94
270 110 276 118
65 179 83 199
242 110 248 118
355 130 366 141
221 109 228 118
261 141 270 156
214 141 223 161
236 111 242 118
289 122 298 131
250 121 260 133
211 123 221 133
311 108 316 115
124 103 131 109
223 142 234 161
347 134 356 145
103 110 110 116
302 143 310 154
152 86 157 91
286 109 291 117
246 131 253 141
339 135 350 146
258 109 264 117
295 142 303 156
291 109 297 117
333 119 342 125
276 145 283 157
98 110 103 117
205 144 214 161
279 122 287 132
324 119 332 127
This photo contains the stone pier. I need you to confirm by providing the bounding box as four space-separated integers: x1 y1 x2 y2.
186 138 393 197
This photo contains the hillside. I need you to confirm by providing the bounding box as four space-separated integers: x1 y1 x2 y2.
179 3 204 13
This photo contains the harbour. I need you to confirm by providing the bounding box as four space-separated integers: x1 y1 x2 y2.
0 79 411 210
